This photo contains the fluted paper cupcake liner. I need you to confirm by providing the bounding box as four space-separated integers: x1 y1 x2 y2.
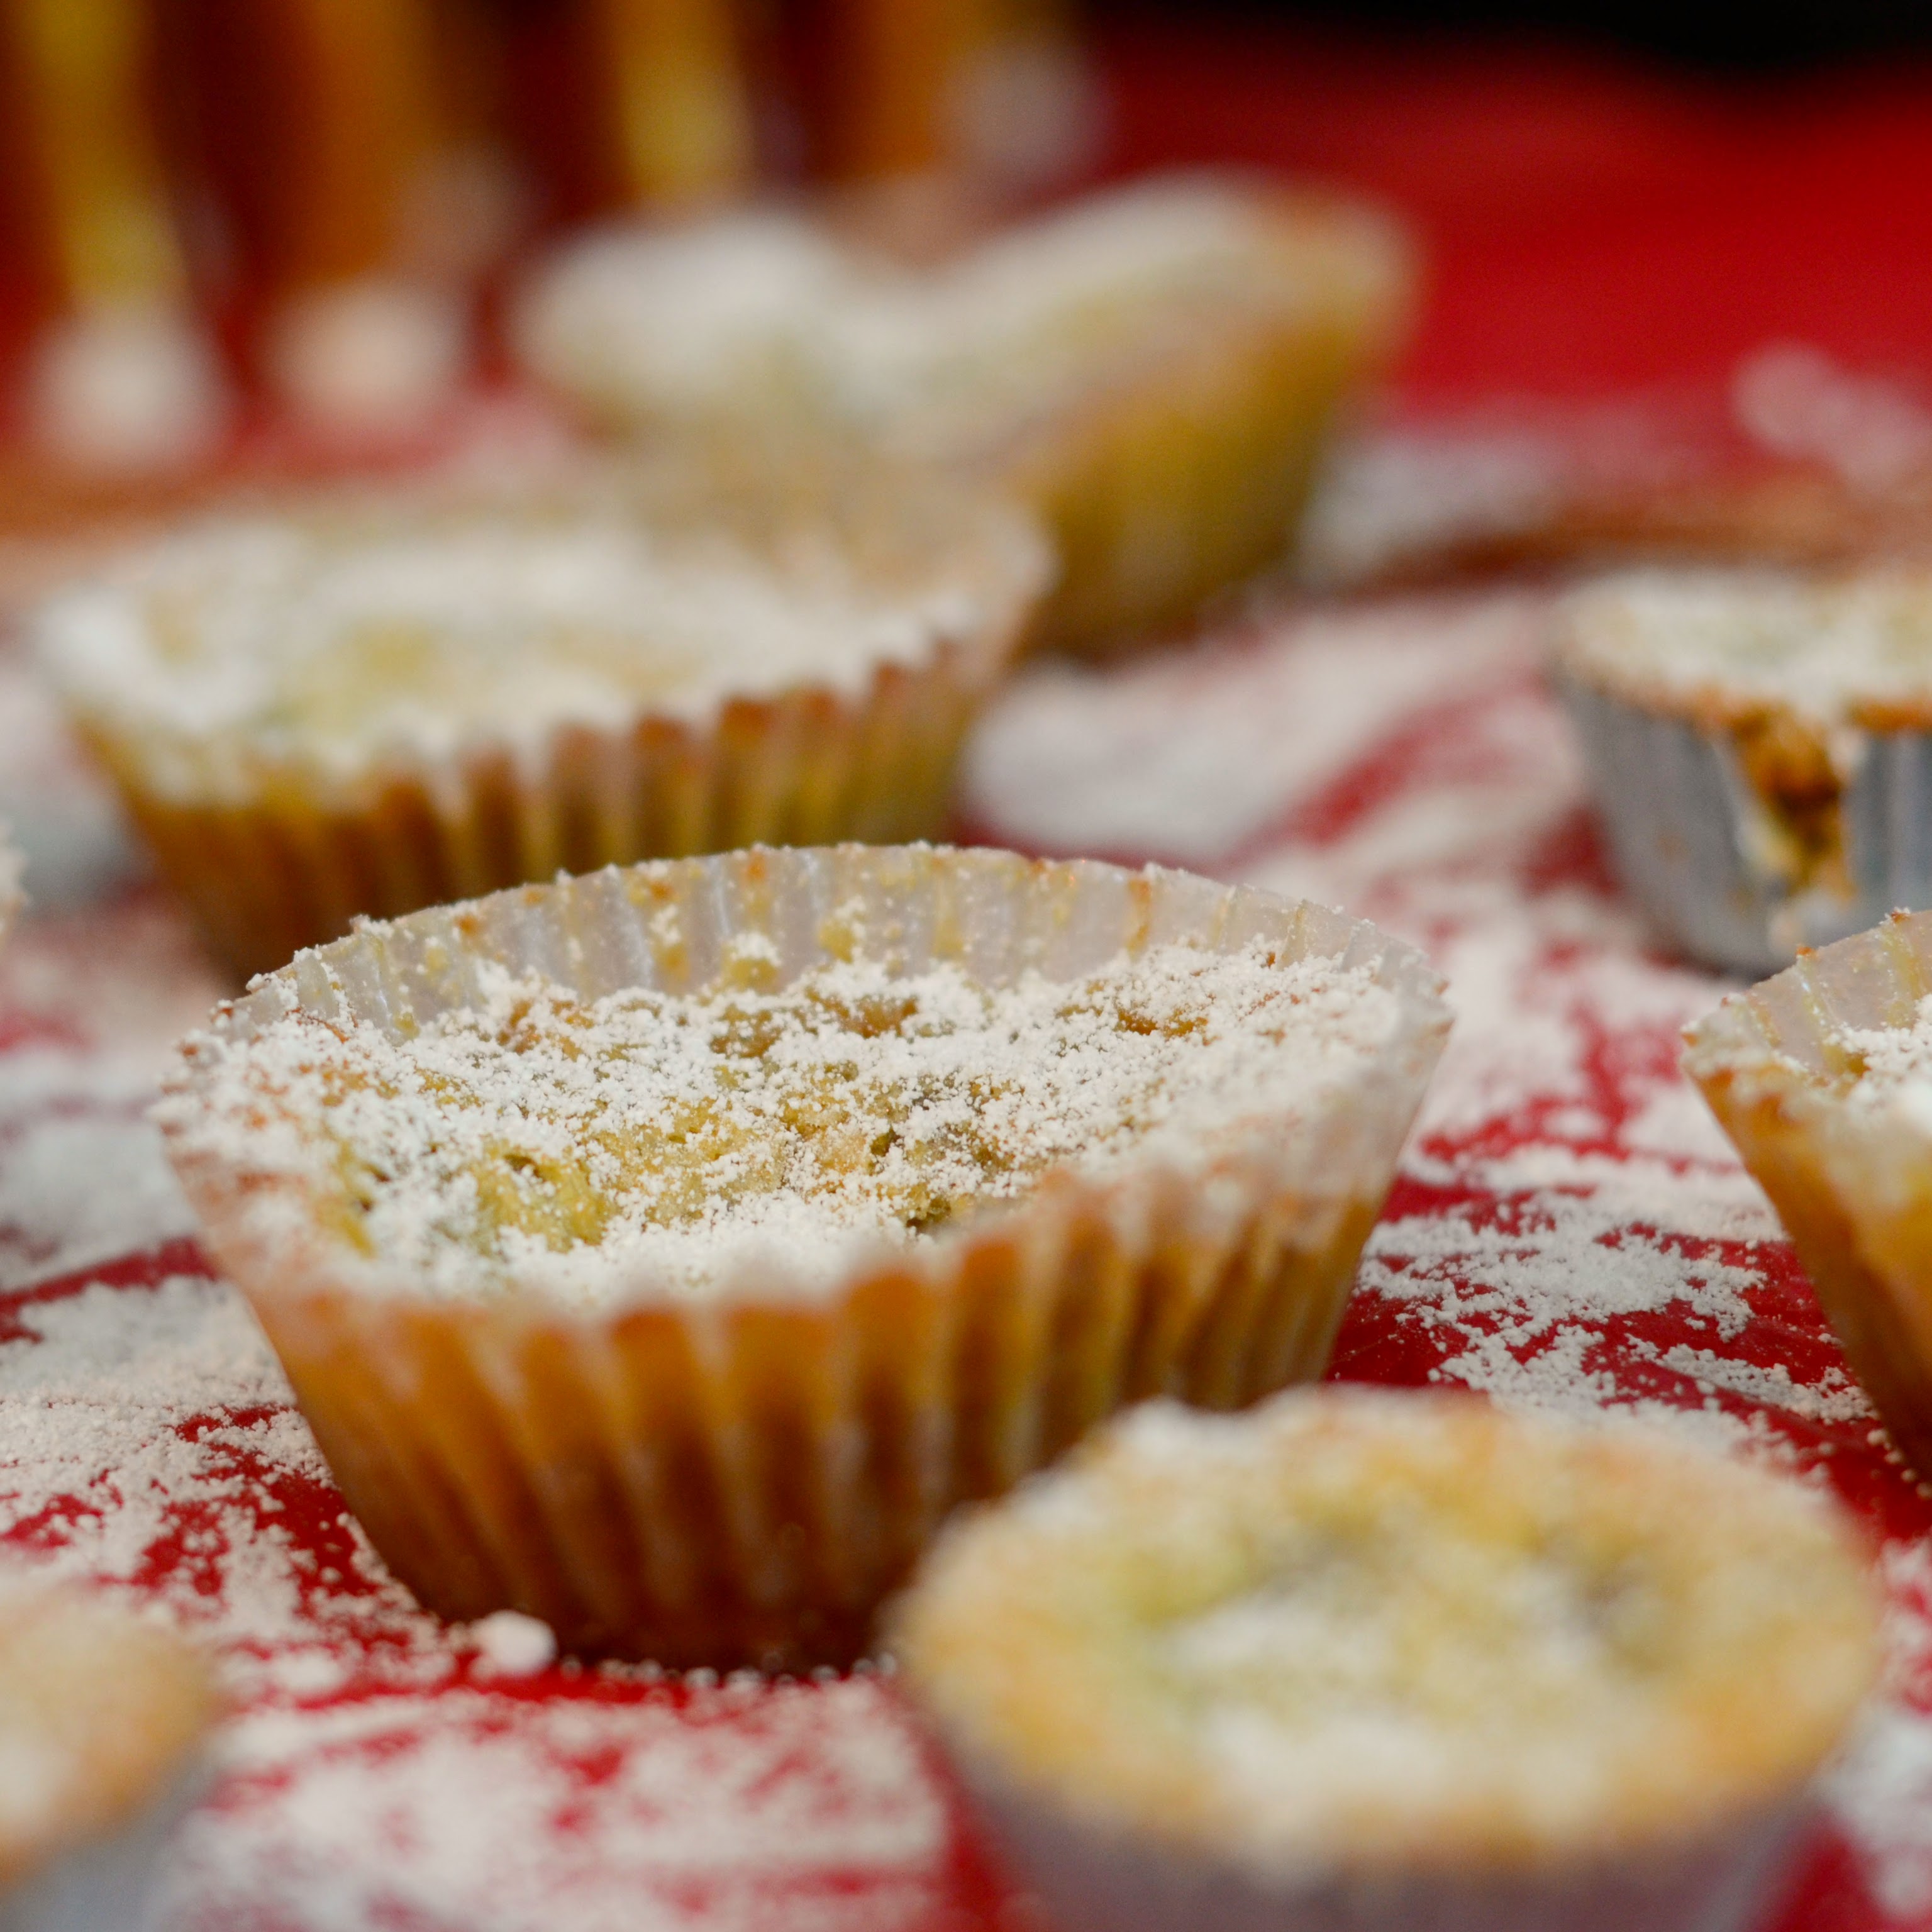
1557 674 1932 977
160 844 1448 1669
85 639 1011 984
1685 909 1932 1477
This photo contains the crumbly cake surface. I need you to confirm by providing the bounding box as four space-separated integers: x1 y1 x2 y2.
1561 567 1932 724
38 502 994 791
894 1389 1879 1876
161 938 1401 1307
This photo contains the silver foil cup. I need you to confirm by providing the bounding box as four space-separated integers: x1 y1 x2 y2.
1558 674 1932 977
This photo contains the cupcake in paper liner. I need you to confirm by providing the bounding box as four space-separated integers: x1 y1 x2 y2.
35 443 1050 982
154 843 1449 1670
891 1387 1881 1932
0 1575 220 1932
1685 906 1932 1479
1555 565 1932 975
514 174 1413 655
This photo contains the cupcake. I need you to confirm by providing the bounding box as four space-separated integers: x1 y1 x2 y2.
515 175 1413 655
1685 906 1932 1479
154 843 1450 1670
36 444 1049 980
892 1387 1881 1932
0 1577 219 1930
1555 565 1932 975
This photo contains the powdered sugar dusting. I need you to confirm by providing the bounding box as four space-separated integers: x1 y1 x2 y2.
164 942 1400 1305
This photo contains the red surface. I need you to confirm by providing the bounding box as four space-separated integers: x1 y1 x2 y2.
1099 21 1932 402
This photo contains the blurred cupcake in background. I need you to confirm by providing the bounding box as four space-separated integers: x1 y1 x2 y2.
516 172 1414 655
36 440 1050 979
1556 566 1932 974
0 1573 220 1931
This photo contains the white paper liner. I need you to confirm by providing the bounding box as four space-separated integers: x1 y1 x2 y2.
1685 908 1932 1475
45 457 1052 981
159 844 1450 1668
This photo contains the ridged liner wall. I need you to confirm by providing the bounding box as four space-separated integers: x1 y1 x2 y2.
1686 908 1932 1477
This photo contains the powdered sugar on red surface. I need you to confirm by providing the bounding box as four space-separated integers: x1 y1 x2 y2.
5 582 1932 1926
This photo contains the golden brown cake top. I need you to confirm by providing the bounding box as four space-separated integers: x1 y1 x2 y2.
0 1580 219 1888
894 1387 1880 1878
158 934 1404 1307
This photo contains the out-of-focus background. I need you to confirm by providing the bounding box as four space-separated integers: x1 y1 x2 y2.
6 0 1932 488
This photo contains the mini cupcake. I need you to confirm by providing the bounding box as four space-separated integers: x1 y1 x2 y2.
1685 906 1932 1479
155 843 1450 1670
515 175 1413 655
1555 565 1932 975
36 445 1049 980
892 1387 1880 1932
0 1577 219 1930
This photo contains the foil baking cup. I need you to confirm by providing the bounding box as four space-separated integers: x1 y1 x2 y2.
1558 675 1932 977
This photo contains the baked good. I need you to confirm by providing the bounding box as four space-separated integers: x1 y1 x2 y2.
37 445 1048 980
154 843 1449 1668
892 1386 1881 1932
0 1577 219 1929
1556 566 1932 973
514 174 1412 653
1686 906 1932 1480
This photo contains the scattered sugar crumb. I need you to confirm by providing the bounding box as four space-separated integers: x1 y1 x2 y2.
472 1613 557 1679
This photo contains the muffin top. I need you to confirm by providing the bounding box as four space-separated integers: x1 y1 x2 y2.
1560 566 1932 728
158 930 1406 1307
516 177 1404 464
893 1388 1880 1880
35 450 1047 800
0 1579 219 1889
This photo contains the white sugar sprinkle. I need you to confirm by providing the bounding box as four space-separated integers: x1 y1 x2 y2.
164 941 1401 1306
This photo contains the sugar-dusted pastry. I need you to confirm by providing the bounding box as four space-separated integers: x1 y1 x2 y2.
516 174 1412 653
893 1387 1880 1932
1686 907 1932 1481
1557 566 1932 974
0 1575 220 1929
155 844 1450 1668
38 445 1048 979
